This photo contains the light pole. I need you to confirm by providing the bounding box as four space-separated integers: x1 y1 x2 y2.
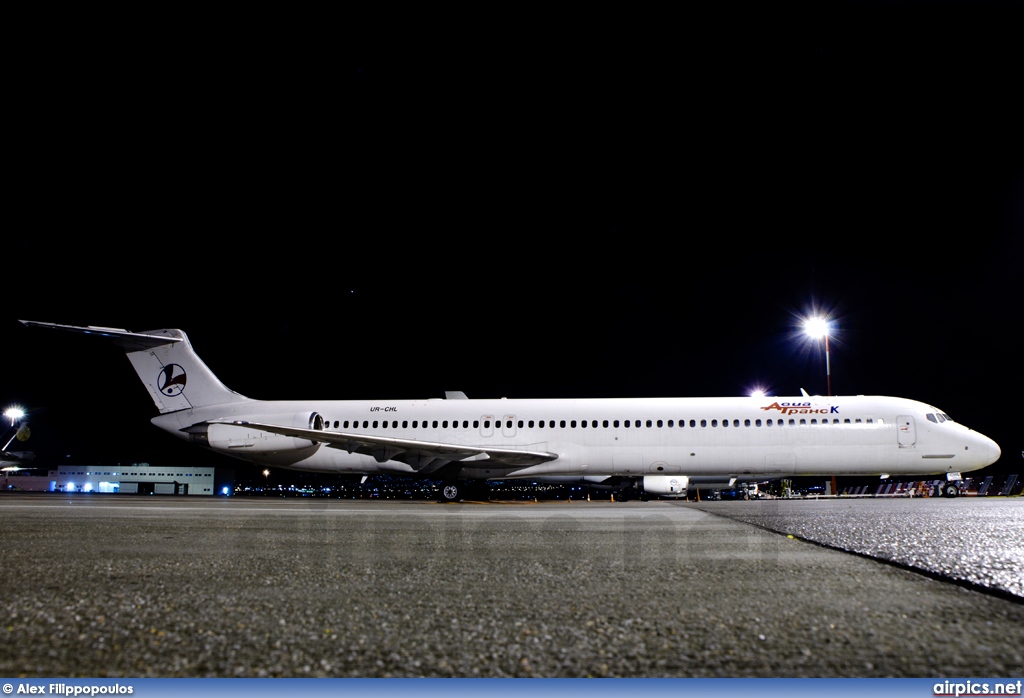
804 315 836 495
803 316 832 396
2 407 27 452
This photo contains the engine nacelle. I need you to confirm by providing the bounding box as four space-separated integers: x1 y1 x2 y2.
193 412 324 455
641 475 689 497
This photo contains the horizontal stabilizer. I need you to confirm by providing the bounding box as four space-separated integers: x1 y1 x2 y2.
19 320 181 351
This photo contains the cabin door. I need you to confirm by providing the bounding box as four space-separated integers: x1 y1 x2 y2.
897 415 916 448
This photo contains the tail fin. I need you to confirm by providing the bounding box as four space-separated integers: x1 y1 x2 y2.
20 321 251 413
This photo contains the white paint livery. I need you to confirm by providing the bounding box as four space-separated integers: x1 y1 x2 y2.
21 321 1001 500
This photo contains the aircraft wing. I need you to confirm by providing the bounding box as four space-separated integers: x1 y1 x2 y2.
208 420 559 471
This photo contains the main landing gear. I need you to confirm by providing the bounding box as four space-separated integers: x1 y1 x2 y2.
440 482 463 502
438 481 488 503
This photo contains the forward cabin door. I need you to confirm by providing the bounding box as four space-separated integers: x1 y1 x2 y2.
897 415 916 448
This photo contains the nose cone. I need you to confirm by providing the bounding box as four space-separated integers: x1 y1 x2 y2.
977 432 1001 467
985 435 1001 466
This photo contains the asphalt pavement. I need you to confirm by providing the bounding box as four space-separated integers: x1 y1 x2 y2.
1 494 1022 678
690 497 1024 600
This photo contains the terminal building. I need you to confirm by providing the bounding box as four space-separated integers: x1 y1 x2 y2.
3 463 218 495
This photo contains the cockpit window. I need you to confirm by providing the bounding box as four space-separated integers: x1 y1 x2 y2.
927 413 953 424
941 413 952 422
927 414 938 423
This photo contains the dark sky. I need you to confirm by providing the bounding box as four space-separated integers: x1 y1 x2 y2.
3 3 1021 475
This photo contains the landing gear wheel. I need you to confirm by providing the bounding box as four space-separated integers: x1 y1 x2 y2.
942 482 960 498
440 483 462 502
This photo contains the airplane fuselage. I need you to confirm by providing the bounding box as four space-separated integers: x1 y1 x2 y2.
152 394 1000 481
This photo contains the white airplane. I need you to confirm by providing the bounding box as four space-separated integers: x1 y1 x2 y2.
20 320 1001 500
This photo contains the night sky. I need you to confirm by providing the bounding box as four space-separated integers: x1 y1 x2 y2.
3 4 1020 479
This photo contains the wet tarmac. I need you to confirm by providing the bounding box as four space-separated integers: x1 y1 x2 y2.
1 493 1022 678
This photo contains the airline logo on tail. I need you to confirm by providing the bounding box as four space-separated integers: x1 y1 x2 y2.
158 364 187 396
